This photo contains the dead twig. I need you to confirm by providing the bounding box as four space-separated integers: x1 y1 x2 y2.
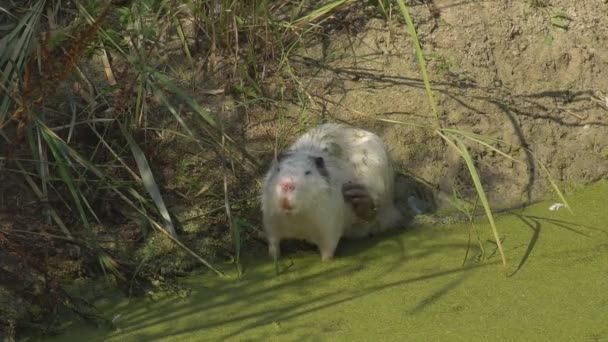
559 107 588 121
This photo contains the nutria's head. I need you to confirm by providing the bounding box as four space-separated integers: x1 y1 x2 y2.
264 151 331 215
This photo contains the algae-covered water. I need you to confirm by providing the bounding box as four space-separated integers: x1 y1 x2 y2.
42 182 608 341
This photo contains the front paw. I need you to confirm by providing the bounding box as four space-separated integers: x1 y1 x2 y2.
268 239 280 259
342 182 377 221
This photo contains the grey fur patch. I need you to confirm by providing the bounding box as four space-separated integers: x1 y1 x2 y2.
311 156 330 181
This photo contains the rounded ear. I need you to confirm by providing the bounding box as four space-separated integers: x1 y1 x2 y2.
276 151 291 162
314 156 325 169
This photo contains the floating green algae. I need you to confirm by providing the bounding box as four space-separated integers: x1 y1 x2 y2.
39 181 608 341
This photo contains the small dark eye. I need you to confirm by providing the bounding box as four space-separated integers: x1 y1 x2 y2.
305 170 311 175
276 167 281 172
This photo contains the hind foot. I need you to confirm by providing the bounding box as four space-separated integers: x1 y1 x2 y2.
378 204 404 231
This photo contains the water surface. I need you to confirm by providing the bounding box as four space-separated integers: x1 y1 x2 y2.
44 181 608 341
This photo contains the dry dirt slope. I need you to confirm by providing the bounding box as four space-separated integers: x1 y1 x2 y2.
248 0 608 210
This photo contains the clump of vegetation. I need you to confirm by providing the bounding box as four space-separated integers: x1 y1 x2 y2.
0 0 369 338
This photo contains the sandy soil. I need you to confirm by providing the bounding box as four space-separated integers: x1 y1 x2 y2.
246 0 608 212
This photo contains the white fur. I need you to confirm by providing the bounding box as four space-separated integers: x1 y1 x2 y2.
261 123 402 260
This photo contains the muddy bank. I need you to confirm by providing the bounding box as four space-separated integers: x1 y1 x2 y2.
246 0 608 210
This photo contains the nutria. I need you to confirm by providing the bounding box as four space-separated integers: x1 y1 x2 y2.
261 123 402 261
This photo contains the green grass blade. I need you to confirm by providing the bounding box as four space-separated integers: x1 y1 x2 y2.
294 0 354 25
230 215 244 277
151 71 217 128
118 123 177 238
0 0 45 120
98 252 126 281
151 86 198 138
437 130 507 267
150 76 260 168
135 75 145 126
376 118 435 130
173 15 193 65
72 0 126 56
444 129 523 165
12 159 73 237
534 155 572 213
442 128 523 148
395 0 439 128
40 126 97 245
0 129 72 235
444 128 569 210
88 124 141 181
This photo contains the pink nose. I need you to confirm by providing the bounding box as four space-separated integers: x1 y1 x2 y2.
279 179 295 193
